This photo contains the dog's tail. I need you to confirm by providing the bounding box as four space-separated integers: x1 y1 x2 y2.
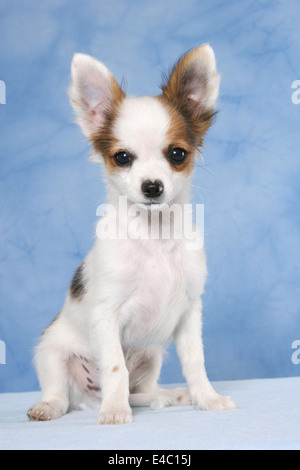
129 392 164 409
129 387 191 410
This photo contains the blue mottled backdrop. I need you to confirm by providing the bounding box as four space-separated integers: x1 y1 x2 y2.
0 0 300 392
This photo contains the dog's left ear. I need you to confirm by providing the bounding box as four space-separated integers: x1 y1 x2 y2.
161 44 220 144
69 53 125 138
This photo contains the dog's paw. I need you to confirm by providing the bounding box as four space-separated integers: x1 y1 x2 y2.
27 401 64 421
97 409 133 425
196 394 238 411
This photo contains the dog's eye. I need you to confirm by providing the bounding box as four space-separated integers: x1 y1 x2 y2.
113 151 134 166
168 148 188 165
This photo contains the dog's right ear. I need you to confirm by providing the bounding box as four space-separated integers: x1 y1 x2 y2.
161 45 220 146
69 53 125 138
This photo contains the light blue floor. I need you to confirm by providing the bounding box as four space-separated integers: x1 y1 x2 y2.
1 377 299 450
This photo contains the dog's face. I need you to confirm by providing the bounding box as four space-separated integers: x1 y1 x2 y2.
69 45 220 206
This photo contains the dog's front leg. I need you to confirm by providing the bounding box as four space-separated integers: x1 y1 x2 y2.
91 309 132 425
174 299 238 411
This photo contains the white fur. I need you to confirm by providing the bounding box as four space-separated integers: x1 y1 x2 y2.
27 45 237 425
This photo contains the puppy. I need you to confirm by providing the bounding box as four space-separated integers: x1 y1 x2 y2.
27 45 237 424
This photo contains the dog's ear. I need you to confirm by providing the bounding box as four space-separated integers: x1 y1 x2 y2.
161 44 220 145
69 53 125 138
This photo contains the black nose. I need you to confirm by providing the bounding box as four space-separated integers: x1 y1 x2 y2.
141 179 164 199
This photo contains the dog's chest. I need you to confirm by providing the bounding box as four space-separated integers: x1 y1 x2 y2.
118 240 202 348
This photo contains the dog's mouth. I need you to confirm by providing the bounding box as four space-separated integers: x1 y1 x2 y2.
125 193 174 210
135 200 170 210
142 201 161 206
127 194 164 208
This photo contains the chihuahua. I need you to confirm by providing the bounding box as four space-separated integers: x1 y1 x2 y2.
27 44 237 424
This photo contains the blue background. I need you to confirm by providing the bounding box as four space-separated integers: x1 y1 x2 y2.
0 0 299 393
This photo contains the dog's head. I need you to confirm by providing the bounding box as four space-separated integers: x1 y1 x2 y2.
69 45 220 207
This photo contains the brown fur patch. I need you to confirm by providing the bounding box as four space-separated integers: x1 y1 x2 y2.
90 75 126 172
112 366 119 373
